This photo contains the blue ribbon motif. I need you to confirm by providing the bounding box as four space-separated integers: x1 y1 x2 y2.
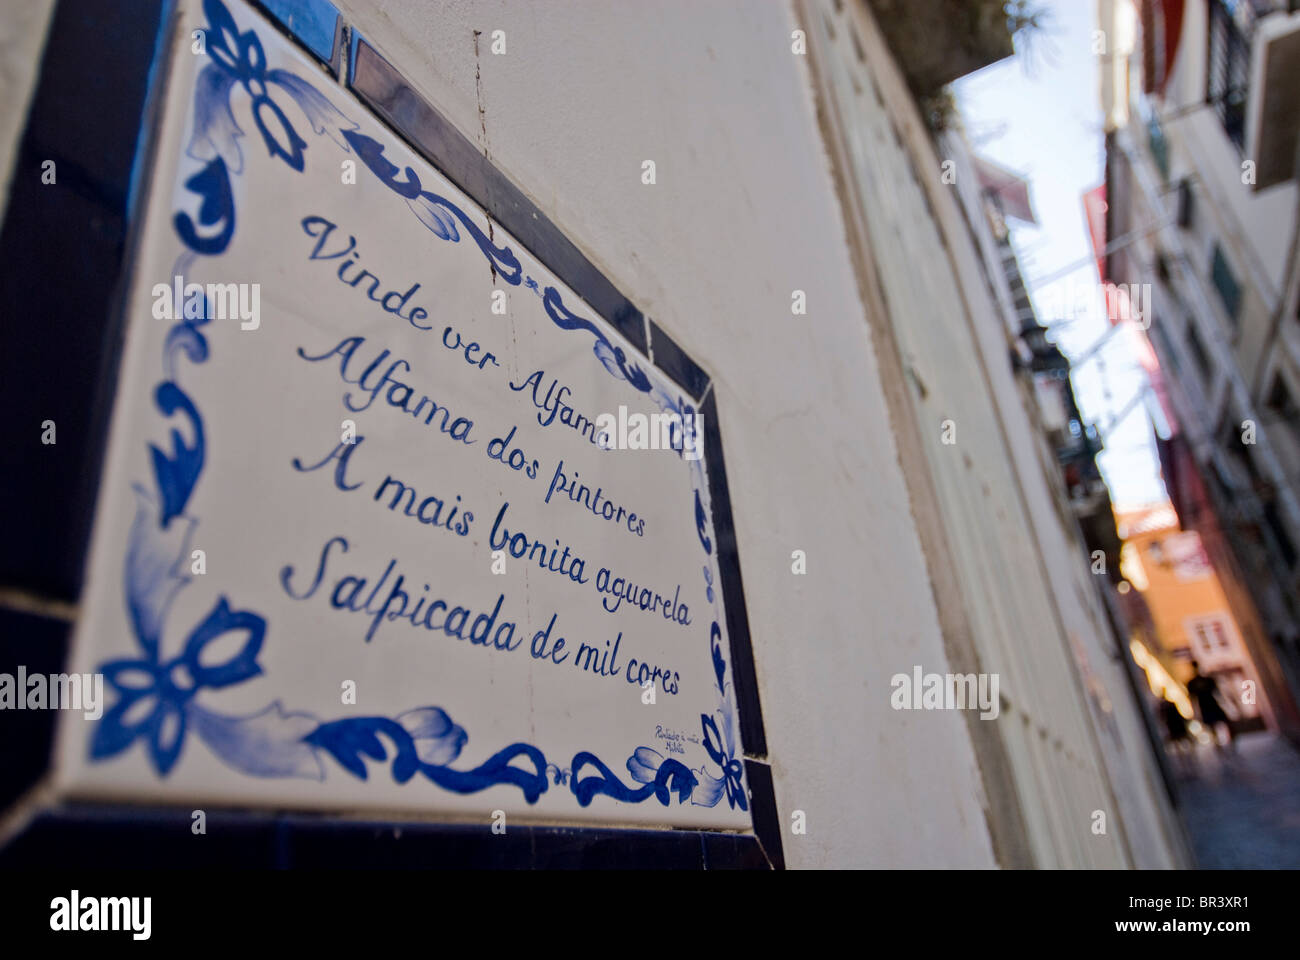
92 597 266 775
339 129 524 283
572 750 697 806
541 286 652 392
303 713 550 802
701 714 747 811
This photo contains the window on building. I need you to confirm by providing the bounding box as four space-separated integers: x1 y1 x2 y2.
1155 252 1172 285
1263 500 1298 568
1218 408 1299 569
1211 244 1242 324
1193 622 1213 655
1148 114 1170 180
1211 620 1231 650
1265 374 1300 452
1176 178 1195 229
1148 317 1181 376
1185 319 1213 383
1187 614 1235 658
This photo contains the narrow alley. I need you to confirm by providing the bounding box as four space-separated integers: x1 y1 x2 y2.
1176 732 1300 869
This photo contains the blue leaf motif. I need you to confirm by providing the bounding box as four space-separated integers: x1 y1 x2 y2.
628 746 664 784
100 659 158 695
329 129 520 281
93 671 190 775
710 621 727 695
149 381 205 528
268 69 357 150
397 707 467 766
250 94 306 171
163 319 209 381
690 769 726 807
340 129 422 198
124 485 195 659
147 699 188 774
542 287 650 390
203 0 259 81
407 195 460 242
701 714 725 765
593 339 625 381
420 191 522 284
304 721 379 780
91 666 161 761
188 64 245 173
694 489 713 555
180 596 265 689
173 156 235 254
188 701 323 779
303 716 418 782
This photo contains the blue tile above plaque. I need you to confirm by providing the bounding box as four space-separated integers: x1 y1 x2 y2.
257 0 339 65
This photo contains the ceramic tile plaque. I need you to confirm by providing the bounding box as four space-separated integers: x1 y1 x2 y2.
54 0 751 830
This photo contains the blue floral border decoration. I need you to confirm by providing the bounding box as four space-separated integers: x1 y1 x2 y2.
92 0 745 814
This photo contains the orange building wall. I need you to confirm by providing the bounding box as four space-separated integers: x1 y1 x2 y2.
1118 506 1270 728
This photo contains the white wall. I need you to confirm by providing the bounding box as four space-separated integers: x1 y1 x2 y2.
802 0 1181 865
941 137 1184 869
0 0 55 224
326 0 998 866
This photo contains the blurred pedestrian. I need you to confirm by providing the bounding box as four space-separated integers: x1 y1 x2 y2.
1187 661 1235 753
1157 688 1194 775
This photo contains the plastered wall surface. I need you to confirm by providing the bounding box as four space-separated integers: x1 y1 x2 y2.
0 0 56 225
802 0 1181 865
328 0 997 867
943 138 1184 870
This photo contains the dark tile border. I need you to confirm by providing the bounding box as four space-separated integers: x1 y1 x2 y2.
0 609 72 811
0 805 769 869
701 391 768 758
0 0 777 868
744 759 785 869
0 0 173 601
649 320 710 401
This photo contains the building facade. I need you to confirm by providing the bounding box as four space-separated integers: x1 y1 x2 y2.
1098 0 1300 741
1119 503 1270 730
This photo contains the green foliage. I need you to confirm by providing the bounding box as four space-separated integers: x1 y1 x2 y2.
922 87 959 133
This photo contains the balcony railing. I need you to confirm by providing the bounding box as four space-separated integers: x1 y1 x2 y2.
1208 1 1257 150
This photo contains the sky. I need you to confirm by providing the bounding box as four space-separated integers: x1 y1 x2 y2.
953 0 1169 510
